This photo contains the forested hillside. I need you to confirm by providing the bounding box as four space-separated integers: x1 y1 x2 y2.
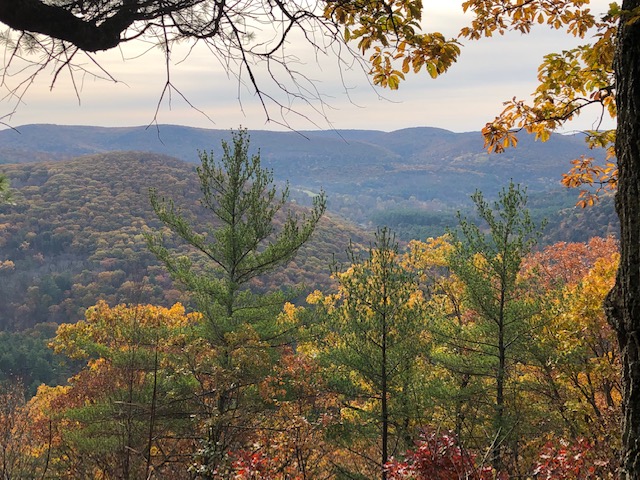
0 164 612 334
0 146 619 331
0 176 620 479
0 152 366 330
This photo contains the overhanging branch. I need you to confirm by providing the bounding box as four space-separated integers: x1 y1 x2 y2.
0 0 139 51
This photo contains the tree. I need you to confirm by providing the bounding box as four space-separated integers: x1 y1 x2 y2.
533 245 621 464
404 235 620 475
309 228 426 480
604 6 640 478
0 381 48 479
21 301 202 479
36 301 202 479
147 129 325 340
231 345 339 479
146 128 326 474
403 235 477 442
0 324 76 397
509 238 621 475
445 183 544 474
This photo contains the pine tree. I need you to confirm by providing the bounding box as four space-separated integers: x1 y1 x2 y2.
146 128 326 475
310 228 425 480
446 182 544 474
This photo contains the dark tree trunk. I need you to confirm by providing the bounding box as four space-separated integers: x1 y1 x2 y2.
606 2 640 478
493 285 506 473
381 301 388 480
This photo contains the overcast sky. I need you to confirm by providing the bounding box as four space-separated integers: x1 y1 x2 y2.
0 1 614 134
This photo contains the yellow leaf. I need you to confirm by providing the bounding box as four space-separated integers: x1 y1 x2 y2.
426 62 437 78
402 57 410 74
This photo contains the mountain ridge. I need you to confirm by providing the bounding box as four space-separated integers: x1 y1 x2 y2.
0 124 605 206
0 123 594 163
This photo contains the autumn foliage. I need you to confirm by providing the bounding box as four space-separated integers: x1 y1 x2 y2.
532 439 612 479
0 233 619 479
385 431 494 480
0 0 631 473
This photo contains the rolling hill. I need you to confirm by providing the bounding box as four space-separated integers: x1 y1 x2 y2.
0 124 605 203
0 152 368 330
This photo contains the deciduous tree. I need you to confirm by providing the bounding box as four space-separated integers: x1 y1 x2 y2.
0 382 48 479
36 301 201 479
0 0 460 124
524 240 621 470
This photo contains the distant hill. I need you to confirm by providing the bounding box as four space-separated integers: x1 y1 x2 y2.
0 152 367 330
0 123 616 233
0 124 604 197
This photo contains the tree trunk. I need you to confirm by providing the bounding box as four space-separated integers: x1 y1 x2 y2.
381 310 388 480
606 2 640 478
493 289 506 473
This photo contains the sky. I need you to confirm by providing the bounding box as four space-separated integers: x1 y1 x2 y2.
0 1 615 134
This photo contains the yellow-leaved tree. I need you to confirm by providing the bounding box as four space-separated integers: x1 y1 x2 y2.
520 238 621 474
31 301 202 479
553 252 621 456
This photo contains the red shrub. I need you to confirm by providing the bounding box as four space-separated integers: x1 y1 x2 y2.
385 431 493 480
532 439 612 479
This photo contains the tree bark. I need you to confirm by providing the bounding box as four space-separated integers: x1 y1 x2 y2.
606 1 640 478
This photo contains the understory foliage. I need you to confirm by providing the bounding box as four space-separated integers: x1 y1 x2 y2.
385 430 494 480
532 439 612 479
